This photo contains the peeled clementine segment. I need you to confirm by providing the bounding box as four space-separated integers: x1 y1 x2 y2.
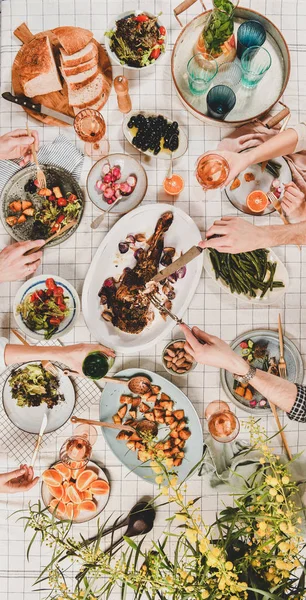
49 499 66 518
42 469 63 487
48 484 64 500
76 469 98 492
67 484 82 504
62 481 70 504
53 462 72 481
79 500 96 513
90 479 110 495
82 489 93 500
65 502 74 520
71 466 86 481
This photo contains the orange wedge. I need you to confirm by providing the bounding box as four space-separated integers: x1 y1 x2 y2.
246 190 268 214
73 504 80 519
49 499 66 518
62 481 70 504
79 500 96 513
76 469 98 492
163 174 184 196
53 462 72 481
47 484 64 500
90 479 110 495
67 484 82 504
42 469 63 487
65 502 74 520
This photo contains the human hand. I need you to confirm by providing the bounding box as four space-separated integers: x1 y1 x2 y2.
0 240 45 283
180 324 248 374
0 129 39 165
0 465 39 494
56 343 116 375
282 182 306 222
198 216 266 254
209 150 251 186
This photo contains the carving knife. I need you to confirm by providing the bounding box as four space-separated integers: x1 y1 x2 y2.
152 245 203 284
2 92 74 126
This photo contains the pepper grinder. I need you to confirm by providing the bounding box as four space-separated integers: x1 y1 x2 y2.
114 75 132 114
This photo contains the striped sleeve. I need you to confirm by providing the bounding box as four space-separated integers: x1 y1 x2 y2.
287 384 306 422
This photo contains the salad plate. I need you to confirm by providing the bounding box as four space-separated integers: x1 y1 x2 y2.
86 153 148 215
203 248 289 306
82 204 203 354
41 460 110 524
104 10 167 71
100 368 203 482
220 329 303 414
13 275 80 341
2 362 75 434
1 164 84 245
122 111 188 160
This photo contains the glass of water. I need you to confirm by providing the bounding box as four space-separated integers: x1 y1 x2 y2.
241 46 271 88
206 85 236 120
187 53 218 96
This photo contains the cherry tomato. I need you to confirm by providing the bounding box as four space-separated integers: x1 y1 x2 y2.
157 38 164 45
50 226 58 234
134 14 149 21
67 193 77 203
49 317 61 325
150 48 160 60
56 214 65 224
46 278 56 291
57 197 68 207
159 25 166 36
54 286 64 296
46 289 53 297
30 292 39 302
49 194 56 201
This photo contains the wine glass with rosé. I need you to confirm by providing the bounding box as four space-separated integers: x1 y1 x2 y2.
59 424 98 473
196 153 230 190
205 400 240 443
74 108 109 161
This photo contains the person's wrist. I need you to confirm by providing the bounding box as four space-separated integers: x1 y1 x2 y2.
230 356 250 376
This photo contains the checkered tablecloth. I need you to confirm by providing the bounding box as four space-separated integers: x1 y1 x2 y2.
1 0 306 598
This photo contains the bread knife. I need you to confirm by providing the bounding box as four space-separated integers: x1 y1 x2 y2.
2 92 74 126
152 245 203 284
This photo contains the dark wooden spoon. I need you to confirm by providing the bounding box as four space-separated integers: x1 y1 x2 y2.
104 501 156 554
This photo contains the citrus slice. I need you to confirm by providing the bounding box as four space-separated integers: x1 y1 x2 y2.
47 484 64 500
65 502 74 520
71 466 86 481
163 174 184 196
73 504 80 519
42 469 63 487
53 462 72 481
49 499 66 518
82 490 93 500
67 484 82 504
79 500 96 513
62 481 70 504
90 479 110 495
76 469 98 492
246 190 268 213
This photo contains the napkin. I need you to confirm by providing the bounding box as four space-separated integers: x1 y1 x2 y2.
0 134 84 194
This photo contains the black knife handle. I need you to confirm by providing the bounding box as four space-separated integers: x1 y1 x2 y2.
2 92 41 113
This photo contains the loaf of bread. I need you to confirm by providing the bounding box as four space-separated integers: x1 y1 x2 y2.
20 36 62 98
62 64 98 90
60 42 98 68
67 72 110 108
53 26 93 55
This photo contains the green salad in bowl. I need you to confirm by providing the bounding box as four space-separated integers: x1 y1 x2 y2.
9 364 64 409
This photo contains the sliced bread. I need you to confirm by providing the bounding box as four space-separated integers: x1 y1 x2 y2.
61 55 98 77
63 65 98 91
20 36 62 98
73 96 105 115
60 42 98 68
68 72 110 108
53 26 93 55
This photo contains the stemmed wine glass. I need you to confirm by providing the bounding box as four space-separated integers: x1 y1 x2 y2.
59 424 98 472
74 108 109 161
205 400 240 443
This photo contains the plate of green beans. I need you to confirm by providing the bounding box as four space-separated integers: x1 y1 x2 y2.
203 247 289 305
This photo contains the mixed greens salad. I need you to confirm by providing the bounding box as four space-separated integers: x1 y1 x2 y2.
9 363 64 409
105 12 166 68
17 277 70 339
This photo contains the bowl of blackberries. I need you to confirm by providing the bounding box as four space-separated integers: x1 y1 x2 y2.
123 111 188 160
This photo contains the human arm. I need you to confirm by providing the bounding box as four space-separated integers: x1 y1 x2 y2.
199 216 306 253
180 324 299 415
0 465 39 493
0 129 39 166
0 240 45 283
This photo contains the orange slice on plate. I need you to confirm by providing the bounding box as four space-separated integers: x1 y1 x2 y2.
90 479 110 495
47 484 64 500
49 499 66 518
42 469 63 487
53 462 72 481
79 500 96 513
246 190 268 213
67 484 82 504
76 469 98 492
65 502 74 520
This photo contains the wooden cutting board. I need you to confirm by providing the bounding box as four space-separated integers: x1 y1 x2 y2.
12 23 112 127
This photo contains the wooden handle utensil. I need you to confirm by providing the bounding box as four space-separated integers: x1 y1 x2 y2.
114 76 132 113
24 220 77 255
269 402 292 461
70 415 134 432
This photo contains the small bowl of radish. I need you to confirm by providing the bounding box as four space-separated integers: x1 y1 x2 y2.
86 153 148 216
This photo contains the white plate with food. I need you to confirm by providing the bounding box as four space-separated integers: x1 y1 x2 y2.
225 154 291 216
100 368 203 482
220 330 303 414
86 153 148 214
203 247 289 306
2 362 75 434
122 111 188 160
41 460 110 523
13 274 80 341
82 204 203 354
104 10 167 71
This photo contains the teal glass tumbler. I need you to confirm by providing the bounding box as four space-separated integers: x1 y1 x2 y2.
241 46 271 88
237 20 266 59
187 53 218 96
206 85 236 120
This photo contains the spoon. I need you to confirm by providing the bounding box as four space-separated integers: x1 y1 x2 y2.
91 195 123 229
24 220 77 255
70 415 135 432
104 501 156 554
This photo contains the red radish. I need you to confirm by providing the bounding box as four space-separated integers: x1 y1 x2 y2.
101 183 108 192
103 187 114 199
102 164 110 175
111 195 117 202
127 175 137 187
96 180 103 190
112 167 121 180
113 183 121 191
115 190 122 199
119 182 131 195
107 199 113 205
103 174 112 184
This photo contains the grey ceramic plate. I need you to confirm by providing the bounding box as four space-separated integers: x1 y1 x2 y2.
100 368 203 482
225 153 291 216
1 164 84 245
220 329 304 414
86 153 148 214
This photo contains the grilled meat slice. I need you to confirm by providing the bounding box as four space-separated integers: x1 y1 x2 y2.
108 211 174 334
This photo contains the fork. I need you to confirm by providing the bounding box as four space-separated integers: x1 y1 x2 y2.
26 124 46 188
278 314 287 379
147 292 182 324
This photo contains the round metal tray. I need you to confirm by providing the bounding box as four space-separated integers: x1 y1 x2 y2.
171 7 290 126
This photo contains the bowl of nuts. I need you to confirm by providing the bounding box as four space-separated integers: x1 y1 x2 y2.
162 339 196 375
